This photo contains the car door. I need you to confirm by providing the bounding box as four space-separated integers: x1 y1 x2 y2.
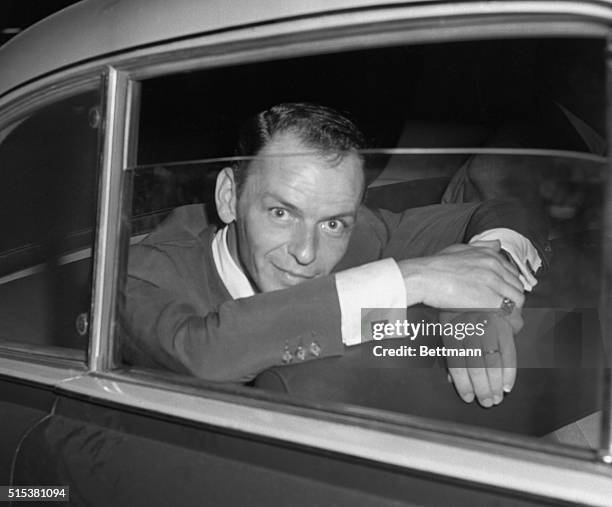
3 1 612 506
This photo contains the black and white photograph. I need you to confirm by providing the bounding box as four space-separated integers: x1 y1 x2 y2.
0 0 611 505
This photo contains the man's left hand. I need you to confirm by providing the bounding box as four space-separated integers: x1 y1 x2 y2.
440 309 523 408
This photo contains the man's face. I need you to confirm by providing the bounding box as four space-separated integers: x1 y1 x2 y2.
232 131 364 292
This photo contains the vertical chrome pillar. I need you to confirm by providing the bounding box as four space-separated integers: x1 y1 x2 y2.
600 34 612 464
89 67 131 372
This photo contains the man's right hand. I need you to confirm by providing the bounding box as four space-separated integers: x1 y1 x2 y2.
397 240 525 311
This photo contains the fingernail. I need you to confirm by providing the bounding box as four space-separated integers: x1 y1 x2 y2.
481 398 493 408
493 394 502 405
462 393 475 403
503 385 512 393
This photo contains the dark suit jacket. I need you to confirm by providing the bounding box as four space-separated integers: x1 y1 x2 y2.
122 201 547 382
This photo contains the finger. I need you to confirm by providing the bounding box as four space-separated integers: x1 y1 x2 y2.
484 351 503 404
462 342 495 407
473 252 524 302
504 308 524 334
478 316 503 403
443 327 474 403
495 266 524 295
498 318 517 393
483 248 521 280
448 366 475 403
490 272 525 310
467 367 494 408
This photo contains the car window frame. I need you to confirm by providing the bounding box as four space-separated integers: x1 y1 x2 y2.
106 3 612 468
0 73 106 369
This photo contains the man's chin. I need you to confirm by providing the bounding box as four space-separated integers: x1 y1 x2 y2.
266 279 302 292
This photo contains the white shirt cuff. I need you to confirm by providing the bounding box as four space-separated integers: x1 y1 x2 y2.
469 228 542 291
335 258 407 346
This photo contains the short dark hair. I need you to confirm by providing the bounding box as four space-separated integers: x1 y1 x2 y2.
232 103 366 196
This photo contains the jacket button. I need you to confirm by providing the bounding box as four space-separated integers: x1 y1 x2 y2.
282 348 293 364
296 346 306 361
309 341 322 357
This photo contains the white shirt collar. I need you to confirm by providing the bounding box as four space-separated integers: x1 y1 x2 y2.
211 225 256 299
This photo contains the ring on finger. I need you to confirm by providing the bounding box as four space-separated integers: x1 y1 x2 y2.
500 297 515 315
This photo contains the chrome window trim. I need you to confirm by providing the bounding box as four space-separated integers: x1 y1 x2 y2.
0 357 86 386
602 36 612 462
101 366 600 462
0 343 87 368
118 20 609 83
88 67 130 373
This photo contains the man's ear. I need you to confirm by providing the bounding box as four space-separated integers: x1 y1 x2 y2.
215 167 238 224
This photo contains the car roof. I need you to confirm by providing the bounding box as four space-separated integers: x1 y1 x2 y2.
2 0 611 99
0 0 430 97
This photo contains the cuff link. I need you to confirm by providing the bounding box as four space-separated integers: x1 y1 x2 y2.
295 345 306 361
309 341 322 357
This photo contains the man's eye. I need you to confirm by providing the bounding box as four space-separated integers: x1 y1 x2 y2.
270 207 289 219
322 219 345 233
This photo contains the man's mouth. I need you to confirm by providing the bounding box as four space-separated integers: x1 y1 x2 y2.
273 265 316 282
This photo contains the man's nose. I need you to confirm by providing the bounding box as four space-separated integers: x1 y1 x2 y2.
288 225 318 266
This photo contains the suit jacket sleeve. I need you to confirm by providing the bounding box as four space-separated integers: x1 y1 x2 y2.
122 239 344 383
335 200 550 271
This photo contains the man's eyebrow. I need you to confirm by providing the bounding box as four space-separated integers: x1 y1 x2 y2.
263 194 357 221
264 194 302 215
326 211 357 221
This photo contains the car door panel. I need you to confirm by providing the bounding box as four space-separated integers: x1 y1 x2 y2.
0 376 55 485
11 393 564 506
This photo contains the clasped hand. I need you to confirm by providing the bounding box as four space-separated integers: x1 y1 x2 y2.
440 309 522 407
398 240 526 407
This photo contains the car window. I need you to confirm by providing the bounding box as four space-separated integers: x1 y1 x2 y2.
0 86 102 358
116 37 608 454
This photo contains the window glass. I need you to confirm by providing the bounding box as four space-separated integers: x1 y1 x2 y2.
119 38 607 452
0 86 102 357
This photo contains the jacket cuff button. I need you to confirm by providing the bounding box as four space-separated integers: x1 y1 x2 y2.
296 346 306 361
309 341 322 357
282 347 293 364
